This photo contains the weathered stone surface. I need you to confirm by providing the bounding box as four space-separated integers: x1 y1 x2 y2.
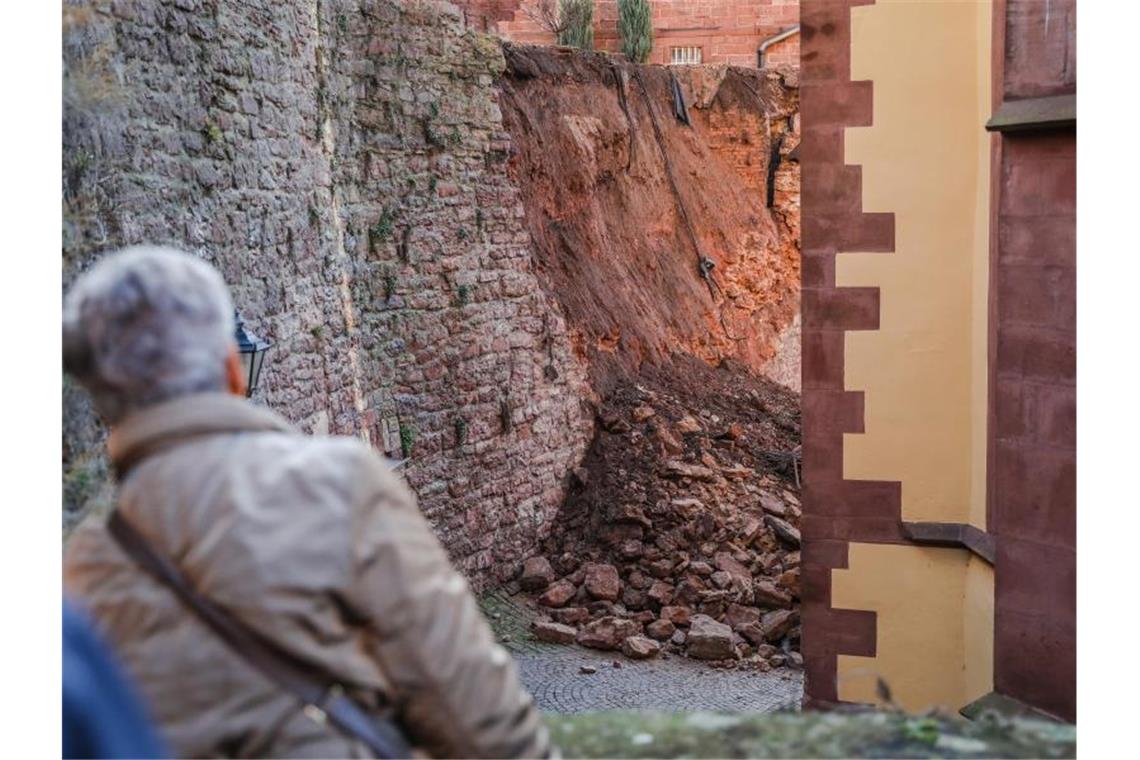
631 404 656 422
660 605 693 627
764 515 801 548
622 635 661 660
686 614 736 660
661 460 717 481
584 563 622 601
753 580 794 609
646 580 674 608
532 620 577 644
688 560 713 576
551 606 590 625
577 616 640 651
618 539 644 559
676 415 702 434
520 556 556 591
646 618 676 640
759 609 798 642
646 558 675 579
714 552 751 580
539 579 578 608
675 577 707 605
60 0 593 589
725 603 761 631
778 567 800 596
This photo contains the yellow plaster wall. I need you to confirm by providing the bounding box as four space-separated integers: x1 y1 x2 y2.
839 0 992 528
830 0 996 713
833 543 994 712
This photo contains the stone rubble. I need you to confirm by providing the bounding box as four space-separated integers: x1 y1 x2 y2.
516 361 803 669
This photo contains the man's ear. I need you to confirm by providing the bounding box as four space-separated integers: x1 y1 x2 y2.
225 346 247 397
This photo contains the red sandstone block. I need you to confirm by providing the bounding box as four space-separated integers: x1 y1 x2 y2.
838 212 894 252
999 214 1075 268
1000 154 1076 217
994 378 1030 442
997 263 1075 329
801 539 851 569
996 326 1075 383
801 328 845 389
804 478 901 518
802 251 835 288
803 654 839 702
802 434 844 483
800 80 873 128
802 287 880 330
801 515 906 543
802 389 864 436
802 163 863 212
992 440 1076 548
799 127 846 165
800 565 834 605
1035 383 1076 448
994 608 1076 721
995 537 1075 624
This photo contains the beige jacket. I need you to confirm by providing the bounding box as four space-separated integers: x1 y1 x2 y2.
64 393 550 759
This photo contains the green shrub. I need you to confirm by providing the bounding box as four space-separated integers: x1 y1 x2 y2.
617 0 653 63
558 0 594 50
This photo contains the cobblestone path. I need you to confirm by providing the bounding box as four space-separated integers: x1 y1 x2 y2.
481 591 804 714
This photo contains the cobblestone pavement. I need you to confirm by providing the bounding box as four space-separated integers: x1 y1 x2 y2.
481 591 804 714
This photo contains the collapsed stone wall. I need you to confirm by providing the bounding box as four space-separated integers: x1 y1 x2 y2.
63 0 591 586
62 0 799 589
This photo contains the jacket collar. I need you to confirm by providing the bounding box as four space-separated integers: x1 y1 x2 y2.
108 392 296 477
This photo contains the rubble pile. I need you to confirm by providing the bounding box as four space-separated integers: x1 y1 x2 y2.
517 358 803 670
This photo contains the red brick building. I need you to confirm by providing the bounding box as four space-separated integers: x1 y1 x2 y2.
457 1 800 68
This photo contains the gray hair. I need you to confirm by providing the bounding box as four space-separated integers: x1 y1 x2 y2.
63 245 236 425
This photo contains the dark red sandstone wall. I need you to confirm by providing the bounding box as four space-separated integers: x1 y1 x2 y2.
990 0 1076 723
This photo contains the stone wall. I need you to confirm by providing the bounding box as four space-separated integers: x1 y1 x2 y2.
63 0 592 587
62 0 800 589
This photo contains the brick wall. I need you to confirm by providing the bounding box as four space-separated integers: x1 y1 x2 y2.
62 0 593 588
990 0 1076 723
460 0 799 67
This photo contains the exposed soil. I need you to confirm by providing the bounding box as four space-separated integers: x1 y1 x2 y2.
498 45 800 395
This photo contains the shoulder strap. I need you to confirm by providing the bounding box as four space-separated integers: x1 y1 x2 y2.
107 511 411 759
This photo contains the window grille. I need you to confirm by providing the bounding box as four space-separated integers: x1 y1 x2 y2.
670 46 703 65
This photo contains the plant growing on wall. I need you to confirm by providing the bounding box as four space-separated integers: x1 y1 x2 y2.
617 0 653 63
558 0 594 50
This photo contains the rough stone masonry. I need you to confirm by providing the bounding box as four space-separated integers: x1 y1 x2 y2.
63 0 798 589
63 0 593 586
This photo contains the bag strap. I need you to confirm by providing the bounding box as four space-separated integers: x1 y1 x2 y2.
107 511 411 759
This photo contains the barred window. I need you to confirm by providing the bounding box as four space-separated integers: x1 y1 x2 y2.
670 46 703 65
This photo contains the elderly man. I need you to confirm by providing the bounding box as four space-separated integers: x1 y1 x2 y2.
63 246 552 759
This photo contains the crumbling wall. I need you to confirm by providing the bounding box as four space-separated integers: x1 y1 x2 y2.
497 46 800 395
62 0 799 589
63 0 592 586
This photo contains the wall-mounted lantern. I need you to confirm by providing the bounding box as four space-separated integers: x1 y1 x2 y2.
233 310 272 397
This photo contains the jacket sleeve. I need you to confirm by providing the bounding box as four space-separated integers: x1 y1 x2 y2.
347 453 552 759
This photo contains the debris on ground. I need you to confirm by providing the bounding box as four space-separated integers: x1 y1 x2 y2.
514 357 803 669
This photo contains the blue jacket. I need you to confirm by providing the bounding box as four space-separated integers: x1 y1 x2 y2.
63 602 167 759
